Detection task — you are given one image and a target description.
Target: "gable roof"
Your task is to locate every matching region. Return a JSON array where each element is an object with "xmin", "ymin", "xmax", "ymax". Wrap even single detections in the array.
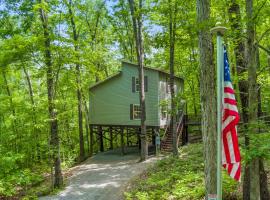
[{"xmin": 89, "ymin": 61, "xmax": 184, "ymax": 90}]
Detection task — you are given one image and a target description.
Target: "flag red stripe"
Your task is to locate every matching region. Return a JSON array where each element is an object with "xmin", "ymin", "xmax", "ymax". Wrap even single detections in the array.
[
  {"xmin": 234, "ymin": 164, "xmax": 241, "ymax": 181},
  {"xmin": 223, "ymin": 109, "xmax": 239, "ymax": 117},
  {"xmin": 231, "ymin": 128, "xmax": 241, "ymax": 161},
  {"xmin": 224, "ymin": 98, "xmax": 237, "ymax": 105},
  {"xmin": 222, "ymin": 132, "xmax": 231, "ymax": 163},
  {"xmin": 224, "ymin": 87, "xmax": 235, "ymax": 94},
  {"xmin": 227, "ymin": 163, "xmax": 233, "ymax": 174}
]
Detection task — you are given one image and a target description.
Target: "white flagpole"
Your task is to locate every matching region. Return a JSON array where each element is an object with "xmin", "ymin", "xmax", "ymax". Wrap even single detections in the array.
[{"xmin": 210, "ymin": 26, "xmax": 227, "ymax": 200}]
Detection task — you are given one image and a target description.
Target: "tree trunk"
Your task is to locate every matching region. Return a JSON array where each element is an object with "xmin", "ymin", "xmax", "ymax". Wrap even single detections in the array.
[
  {"xmin": 90, "ymin": 125, "xmax": 94, "ymax": 156},
  {"xmin": 246, "ymin": 0, "xmax": 260, "ymax": 199},
  {"xmin": 169, "ymin": 0, "xmax": 178, "ymax": 157},
  {"xmin": 67, "ymin": 0, "xmax": 85, "ymax": 161},
  {"xmin": 255, "ymin": 42, "xmax": 269, "ymax": 200},
  {"xmin": 85, "ymin": 113, "xmax": 90, "ymax": 155},
  {"xmin": 39, "ymin": 2, "xmax": 63, "ymax": 188},
  {"xmin": 22, "ymin": 66, "xmax": 41, "ymax": 161},
  {"xmin": 259, "ymin": 159, "xmax": 270, "ymax": 200},
  {"xmin": 2, "ymin": 70, "xmax": 19, "ymax": 152},
  {"xmin": 228, "ymin": 1, "xmax": 250, "ymax": 198},
  {"xmin": 82, "ymin": 94, "xmax": 92, "ymax": 155},
  {"xmin": 128, "ymin": 0, "xmax": 147, "ymax": 161},
  {"xmin": 196, "ymin": 0, "xmax": 217, "ymax": 198}
]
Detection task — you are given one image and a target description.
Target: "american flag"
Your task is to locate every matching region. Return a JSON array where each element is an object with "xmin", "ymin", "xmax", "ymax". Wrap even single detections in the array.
[{"xmin": 222, "ymin": 47, "xmax": 241, "ymax": 181}]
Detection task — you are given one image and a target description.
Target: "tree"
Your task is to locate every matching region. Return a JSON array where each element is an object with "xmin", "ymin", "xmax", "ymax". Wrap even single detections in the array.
[
  {"xmin": 38, "ymin": 0, "xmax": 63, "ymax": 188},
  {"xmin": 128, "ymin": 0, "xmax": 148, "ymax": 161},
  {"xmin": 168, "ymin": 0, "xmax": 178, "ymax": 156},
  {"xmin": 246, "ymin": 0, "xmax": 260, "ymax": 198},
  {"xmin": 196, "ymin": 0, "xmax": 217, "ymax": 197},
  {"xmin": 66, "ymin": 0, "xmax": 85, "ymax": 162},
  {"xmin": 227, "ymin": 1, "xmax": 250, "ymax": 198}
]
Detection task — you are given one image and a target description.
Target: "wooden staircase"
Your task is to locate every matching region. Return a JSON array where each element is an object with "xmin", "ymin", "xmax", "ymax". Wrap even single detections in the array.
[{"xmin": 161, "ymin": 110, "xmax": 185, "ymax": 152}]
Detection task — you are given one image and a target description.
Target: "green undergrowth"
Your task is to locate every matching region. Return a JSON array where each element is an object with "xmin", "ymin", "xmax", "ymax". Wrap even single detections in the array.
[
  {"xmin": 0, "ymin": 163, "xmax": 60, "ymax": 200},
  {"xmin": 0, "ymin": 153, "xmax": 74, "ymax": 199},
  {"xmin": 124, "ymin": 143, "xmax": 241, "ymax": 200}
]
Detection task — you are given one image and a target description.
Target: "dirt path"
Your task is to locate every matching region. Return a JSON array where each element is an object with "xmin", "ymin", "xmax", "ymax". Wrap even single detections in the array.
[{"xmin": 40, "ymin": 147, "xmax": 162, "ymax": 200}]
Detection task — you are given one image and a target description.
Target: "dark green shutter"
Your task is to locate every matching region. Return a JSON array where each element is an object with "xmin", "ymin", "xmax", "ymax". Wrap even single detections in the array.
[
  {"xmin": 144, "ymin": 76, "xmax": 148, "ymax": 92},
  {"xmin": 130, "ymin": 104, "xmax": 133, "ymax": 120},
  {"xmin": 132, "ymin": 77, "xmax": 135, "ymax": 92}
]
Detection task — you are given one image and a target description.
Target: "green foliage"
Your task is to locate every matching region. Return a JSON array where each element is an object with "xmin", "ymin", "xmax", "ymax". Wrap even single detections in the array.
[
  {"xmin": 125, "ymin": 144, "xmax": 241, "ymax": 200},
  {"xmin": 243, "ymin": 131, "xmax": 270, "ymax": 162},
  {"xmin": 0, "ymin": 153, "xmax": 43, "ymax": 197}
]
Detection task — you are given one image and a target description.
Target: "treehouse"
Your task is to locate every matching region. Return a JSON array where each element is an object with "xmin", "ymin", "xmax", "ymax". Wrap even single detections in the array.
[{"xmin": 89, "ymin": 61, "xmax": 187, "ymax": 154}]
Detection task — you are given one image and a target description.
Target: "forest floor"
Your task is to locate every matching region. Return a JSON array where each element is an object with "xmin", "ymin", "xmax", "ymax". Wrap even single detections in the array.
[
  {"xmin": 124, "ymin": 143, "xmax": 270, "ymax": 200},
  {"xmin": 39, "ymin": 147, "xmax": 163, "ymax": 200},
  {"xmin": 125, "ymin": 143, "xmax": 243, "ymax": 200}
]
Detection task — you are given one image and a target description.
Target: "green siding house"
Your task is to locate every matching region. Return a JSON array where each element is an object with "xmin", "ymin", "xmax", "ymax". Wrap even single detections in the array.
[{"xmin": 89, "ymin": 61, "xmax": 184, "ymax": 128}]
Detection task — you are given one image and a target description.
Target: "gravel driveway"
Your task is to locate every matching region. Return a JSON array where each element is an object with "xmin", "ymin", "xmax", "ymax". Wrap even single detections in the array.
[{"xmin": 40, "ymin": 147, "xmax": 162, "ymax": 200}]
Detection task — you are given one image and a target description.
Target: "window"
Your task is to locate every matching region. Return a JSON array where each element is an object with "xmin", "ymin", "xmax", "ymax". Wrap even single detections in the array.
[
  {"xmin": 135, "ymin": 78, "xmax": 140, "ymax": 92},
  {"xmin": 166, "ymin": 78, "xmax": 177, "ymax": 94},
  {"xmin": 132, "ymin": 76, "xmax": 148, "ymax": 92},
  {"xmin": 133, "ymin": 104, "xmax": 141, "ymax": 119},
  {"xmin": 130, "ymin": 104, "xmax": 141, "ymax": 120}
]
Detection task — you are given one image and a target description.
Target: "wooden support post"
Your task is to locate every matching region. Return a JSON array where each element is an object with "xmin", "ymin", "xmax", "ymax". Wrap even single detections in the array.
[
  {"xmin": 185, "ymin": 125, "xmax": 188, "ymax": 143},
  {"xmin": 181, "ymin": 126, "xmax": 185, "ymax": 146},
  {"xmin": 98, "ymin": 126, "xmax": 104, "ymax": 152},
  {"xmin": 152, "ymin": 128, "xmax": 155, "ymax": 145},
  {"xmin": 90, "ymin": 125, "xmax": 93, "ymax": 156},
  {"xmin": 138, "ymin": 128, "xmax": 141, "ymax": 149},
  {"xmin": 155, "ymin": 128, "xmax": 160, "ymax": 155},
  {"xmin": 126, "ymin": 128, "xmax": 129, "ymax": 147},
  {"xmin": 109, "ymin": 127, "xmax": 113, "ymax": 150},
  {"xmin": 121, "ymin": 127, "xmax": 125, "ymax": 155}
]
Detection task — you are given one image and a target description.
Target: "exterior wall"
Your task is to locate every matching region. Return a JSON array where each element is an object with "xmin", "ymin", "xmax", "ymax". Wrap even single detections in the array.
[
  {"xmin": 158, "ymin": 74, "xmax": 170, "ymax": 127},
  {"xmin": 89, "ymin": 62, "xmax": 159, "ymax": 126},
  {"xmin": 158, "ymin": 73, "xmax": 184, "ymax": 127}
]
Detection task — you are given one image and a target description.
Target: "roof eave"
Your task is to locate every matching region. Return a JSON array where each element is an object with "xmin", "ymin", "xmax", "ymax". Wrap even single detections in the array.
[
  {"xmin": 89, "ymin": 71, "xmax": 122, "ymax": 90},
  {"xmin": 121, "ymin": 60, "xmax": 184, "ymax": 81}
]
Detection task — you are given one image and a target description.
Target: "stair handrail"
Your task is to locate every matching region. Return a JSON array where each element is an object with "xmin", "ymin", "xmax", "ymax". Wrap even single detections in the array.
[
  {"xmin": 161, "ymin": 116, "xmax": 171, "ymax": 142},
  {"xmin": 161, "ymin": 100, "xmax": 186, "ymax": 142},
  {"xmin": 176, "ymin": 112, "xmax": 184, "ymax": 133}
]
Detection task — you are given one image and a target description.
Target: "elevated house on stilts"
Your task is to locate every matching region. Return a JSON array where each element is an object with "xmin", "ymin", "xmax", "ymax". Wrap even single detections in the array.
[{"xmin": 89, "ymin": 61, "xmax": 187, "ymax": 155}]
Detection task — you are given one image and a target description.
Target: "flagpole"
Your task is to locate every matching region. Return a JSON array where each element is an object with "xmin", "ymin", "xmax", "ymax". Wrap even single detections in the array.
[{"xmin": 210, "ymin": 26, "xmax": 227, "ymax": 200}]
